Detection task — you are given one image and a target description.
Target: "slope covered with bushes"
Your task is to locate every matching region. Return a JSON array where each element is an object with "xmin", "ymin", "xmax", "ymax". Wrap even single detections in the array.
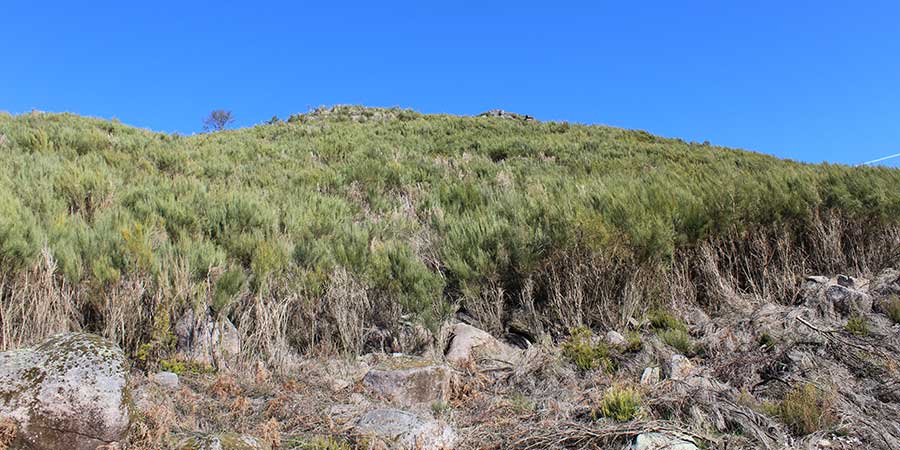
[{"xmin": 1, "ymin": 106, "xmax": 899, "ymax": 358}]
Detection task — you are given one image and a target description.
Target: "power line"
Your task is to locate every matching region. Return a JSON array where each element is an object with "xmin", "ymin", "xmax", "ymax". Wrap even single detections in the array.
[{"xmin": 860, "ymin": 152, "xmax": 900, "ymax": 166}]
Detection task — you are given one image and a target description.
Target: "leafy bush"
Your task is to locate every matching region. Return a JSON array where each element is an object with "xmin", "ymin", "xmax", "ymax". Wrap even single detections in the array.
[
  {"xmin": 597, "ymin": 385, "xmax": 642, "ymax": 422},
  {"xmin": 561, "ymin": 327, "xmax": 614, "ymax": 372},
  {"xmin": 625, "ymin": 330, "xmax": 643, "ymax": 353}
]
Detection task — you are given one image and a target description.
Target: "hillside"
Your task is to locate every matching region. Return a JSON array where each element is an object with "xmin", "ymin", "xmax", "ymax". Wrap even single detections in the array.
[
  {"xmin": 2, "ymin": 106, "xmax": 900, "ymax": 448},
  {"xmin": 2, "ymin": 106, "xmax": 900, "ymax": 350}
]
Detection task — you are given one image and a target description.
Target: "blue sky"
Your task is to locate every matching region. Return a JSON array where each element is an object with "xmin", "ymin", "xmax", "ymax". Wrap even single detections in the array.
[{"xmin": 2, "ymin": 1, "xmax": 899, "ymax": 166}]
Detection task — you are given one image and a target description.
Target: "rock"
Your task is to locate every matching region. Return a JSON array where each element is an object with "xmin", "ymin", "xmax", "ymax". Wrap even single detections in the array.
[
  {"xmin": 806, "ymin": 275, "xmax": 831, "ymax": 284},
  {"xmin": 151, "ymin": 371, "xmax": 180, "ymax": 389},
  {"xmin": 632, "ymin": 432, "xmax": 698, "ymax": 450},
  {"xmin": 445, "ymin": 323, "xmax": 518, "ymax": 368},
  {"xmin": 837, "ymin": 274, "xmax": 855, "ymax": 288},
  {"xmin": 668, "ymin": 354, "xmax": 694, "ymax": 381},
  {"xmin": 605, "ymin": 331, "xmax": 628, "ymax": 347},
  {"xmin": 640, "ymin": 367, "xmax": 660, "ymax": 385},
  {"xmin": 871, "ymin": 268, "xmax": 900, "ymax": 297},
  {"xmin": 354, "ymin": 408, "xmax": 457, "ymax": 450},
  {"xmin": 0, "ymin": 333, "xmax": 130, "ymax": 450},
  {"xmin": 826, "ymin": 285, "xmax": 872, "ymax": 317},
  {"xmin": 173, "ymin": 432, "xmax": 270, "ymax": 450},
  {"xmin": 175, "ymin": 308, "xmax": 241, "ymax": 369},
  {"xmin": 363, "ymin": 356, "xmax": 450, "ymax": 406},
  {"xmin": 477, "ymin": 109, "xmax": 535, "ymax": 122}
]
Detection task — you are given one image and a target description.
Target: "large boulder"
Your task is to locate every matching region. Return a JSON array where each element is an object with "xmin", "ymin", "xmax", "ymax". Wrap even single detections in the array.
[
  {"xmin": 353, "ymin": 408, "xmax": 456, "ymax": 449},
  {"xmin": 363, "ymin": 356, "xmax": 450, "ymax": 406},
  {"xmin": 174, "ymin": 308, "xmax": 241, "ymax": 369},
  {"xmin": 801, "ymin": 276, "xmax": 871, "ymax": 319},
  {"xmin": 0, "ymin": 333, "xmax": 130, "ymax": 450},
  {"xmin": 444, "ymin": 323, "xmax": 518, "ymax": 368}
]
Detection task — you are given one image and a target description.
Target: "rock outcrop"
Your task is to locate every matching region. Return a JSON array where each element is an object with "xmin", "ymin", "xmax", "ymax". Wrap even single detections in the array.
[
  {"xmin": 174, "ymin": 308, "xmax": 241, "ymax": 369},
  {"xmin": 0, "ymin": 333, "xmax": 130, "ymax": 450},
  {"xmin": 354, "ymin": 408, "xmax": 456, "ymax": 450},
  {"xmin": 363, "ymin": 356, "xmax": 450, "ymax": 406},
  {"xmin": 445, "ymin": 323, "xmax": 518, "ymax": 368}
]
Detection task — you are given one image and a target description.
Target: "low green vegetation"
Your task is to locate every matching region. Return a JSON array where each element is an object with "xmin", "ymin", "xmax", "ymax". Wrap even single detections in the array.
[
  {"xmin": 659, "ymin": 328, "xmax": 694, "ymax": 355},
  {"xmin": 597, "ymin": 385, "xmax": 642, "ymax": 422},
  {"xmin": 287, "ymin": 436, "xmax": 354, "ymax": 450},
  {"xmin": 765, "ymin": 383, "xmax": 837, "ymax": 435},
  {"xmin": 648, "ymin": 309, "xmax": 687, "ymax": 332},
  {"xmin": 561, "ymin": 326, "xmax": 614, "ymax": 372},
  {"xmin": 845, "ymin": 315, "xmax": 870, "ymax": 336}
]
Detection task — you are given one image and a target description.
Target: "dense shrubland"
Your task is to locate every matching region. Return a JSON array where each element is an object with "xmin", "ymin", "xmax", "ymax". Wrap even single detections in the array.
[{"xmin": 2, "ymin": 106, "xmax": 900, "ymax": 364}]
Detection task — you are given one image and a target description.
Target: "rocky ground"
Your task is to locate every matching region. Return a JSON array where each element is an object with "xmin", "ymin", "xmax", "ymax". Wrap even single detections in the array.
[{"xmin": 3, "ymin": 269, "xmax": 900, "ymax": 449}]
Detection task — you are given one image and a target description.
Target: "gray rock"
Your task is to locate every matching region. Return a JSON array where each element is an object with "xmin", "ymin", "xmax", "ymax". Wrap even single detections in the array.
[
  {"xmin": 354, "ymin": 408, "xmax": 457, "ymax": 450},
  {"xmin": 445, "ymin": 323, "xmax": 518, "ymax": 368},
  {"xmin": 605, "ymin": 330, "xmax": 628, "ymax": 347},
  {"xmin": 363, "ymin": 356, "xmax": 450, "ymax": 406},
  {"xmin": 640, "ymin": 367, "xmax": 660, "ymax": 385},
  {"xmin": 0, "ymin": 333, "xmax": 130, "ymax": 450},
  {"xmin": 668, "ymin": 354, "xmax": 694, "ymax": 381},
  {"xmin": 826, "ymin": 285, "xmax": 872, "ymax": 317},
  {"xmin": 633, "ymin": 432, "xmax": 698, "ymax": 450},
  {"xmin": 175, "ymin": 308, "xmax": 241, "ymax": 369},
  {"xmin": 151, "ymin": 371, "xmax": 180, "ymax": 389},
  {"xmin": 173, "ymin": 432, "xmax": 270, "ymax": 450},
  {"xmin": 837, "ymin": 274, "xmax": 855, "ymax": 288},
  {"xmin": 806, "ymin": 275, "xmax": 830, "ymax": 284}
]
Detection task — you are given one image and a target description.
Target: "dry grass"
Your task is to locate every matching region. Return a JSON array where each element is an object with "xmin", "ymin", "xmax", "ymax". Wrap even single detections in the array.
[{"xmin": 0, "ymin": 417, "xmax": 16, "ymax": 450}]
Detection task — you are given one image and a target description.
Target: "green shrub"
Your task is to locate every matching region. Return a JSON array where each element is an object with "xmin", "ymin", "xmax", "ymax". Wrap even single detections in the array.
[
  {"xmin": 561, "ymin": 327, "xmax": 614, "ymax": 372},
  {"xmin": 289, "ymin": 436, "xmax": 353, "ymax": 450},
  {"xmin": 766, "ymin": 383, "xmax": 836, "ymax": 435},
  {"xmin": 625, "ymin": 330, "xmax": 643, "ymax": 353},
  {"xmin": 597, "ymin": 385, "xmax": 642, "ymax": 422},
  {"xmin": 659, "ymin": 328, "xmax": 694, "ymax": 355},
  {"xmin": 648, "ymin": 309, "xmax": 687, "ymax": 332},
  {"xmin": 845, "ymin": 315, "xmax": 870, "ymax": 336}
]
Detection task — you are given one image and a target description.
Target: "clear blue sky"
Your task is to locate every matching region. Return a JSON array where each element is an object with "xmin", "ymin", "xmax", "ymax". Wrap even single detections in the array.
[{"xmin": 2, "ymin": 1, "xmax": 899, "ymax": 166}]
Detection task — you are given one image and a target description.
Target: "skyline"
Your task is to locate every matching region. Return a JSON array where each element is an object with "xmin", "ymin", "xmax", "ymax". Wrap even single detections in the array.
[{"xmin": 2, "ymin": 1, "xmax": 899, "ymax": 166}]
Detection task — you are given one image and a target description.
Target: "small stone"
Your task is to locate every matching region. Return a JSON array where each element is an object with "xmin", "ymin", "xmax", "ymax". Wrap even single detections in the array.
[
  {"xmin": 640, "ymin": 367, "xmax": 660, "ymax": 385},
  {"xmin": 633, "ymin": 432, "xmax": 698, "ymax": 450},
  {"xmin": 173, "ymin": 432, "xmax": 270, "ymax": 450},
  {"xmin": 806, "ymin": 275, "xmax": 830, "ymax": 284},
  {"xmin": 605, "ymin": 330, "xmax": 627, "ymax": 347},
  {"xmin": 668, "ymin": 354, "xmax": 694, "ymax": 381},
  {"xmin": 354, "ymin": 408, "xmax": 457, "ymax": 450},
  {"xmin": 836, "ymin": 275, "xmax": 854, "ymax": 288},
  {"xmin": 151, "ymin": 371, "xmax": 180, "ymax": 389}
]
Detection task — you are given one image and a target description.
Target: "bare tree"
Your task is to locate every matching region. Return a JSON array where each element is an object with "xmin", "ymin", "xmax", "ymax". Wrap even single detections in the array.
[{"xmin": 203, "ymin": 110, "xmax": 235, "ymax": 132}]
